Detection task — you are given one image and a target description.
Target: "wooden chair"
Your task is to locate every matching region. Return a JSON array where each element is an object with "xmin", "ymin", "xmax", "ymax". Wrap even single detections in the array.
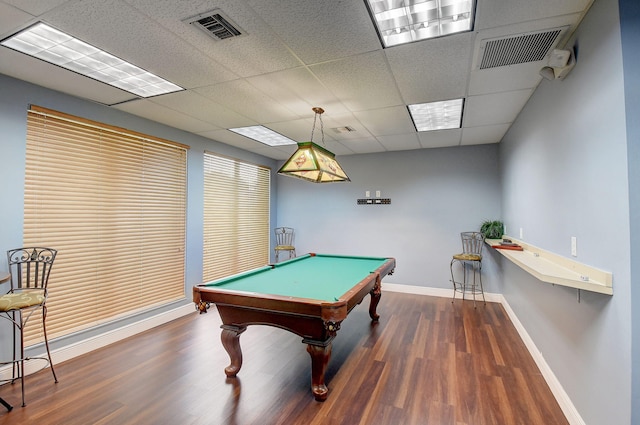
[
  {"xmin": 450, "ymin": 232, "xmax": 485, "ymax": 307},
  {"xmin": 0, "ymin": 247, "xmax": 58, "ymax": 406},
  {"xmin": 274, "ymin": 227, "xmax": 296, "ymax": 262}
]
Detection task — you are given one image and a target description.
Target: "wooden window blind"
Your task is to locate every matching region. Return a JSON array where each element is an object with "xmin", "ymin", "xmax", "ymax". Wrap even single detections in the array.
[
  {"xmin": 23, "ymin": 105, "xmax": 188, "ymax": 346},
  {"xmin": 203, "ymin": 152, "xmax": 270, "ymax": 282}
]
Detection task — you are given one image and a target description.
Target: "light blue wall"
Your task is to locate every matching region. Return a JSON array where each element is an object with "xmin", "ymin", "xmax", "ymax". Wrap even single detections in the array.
[
  {"xmin": 619, "ymin": 0, "xmax": 640, "ymax": 421},
  {"xmin": 499, "ymin": 0, "xmax": 632, "ymax": 423},
  {"xmin": 0, "ymin": 74, "xmax": 278, "ymax": 356},
  {"xmin": 276, "ymin": 145, "xmax": 502, "ymax": 290}
]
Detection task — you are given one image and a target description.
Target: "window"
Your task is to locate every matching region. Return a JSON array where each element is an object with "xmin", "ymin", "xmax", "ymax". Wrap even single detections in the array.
[
  {"xmin": 203, "ymin": 152, "xmax": 270, "ymax": 281},
  {"xmin": 24, "ymin": 105, "xmax": 188, "ymax": 345}
]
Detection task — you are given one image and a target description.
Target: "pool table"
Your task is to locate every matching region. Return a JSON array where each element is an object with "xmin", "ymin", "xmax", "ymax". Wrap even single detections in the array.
[{"xmin": 193, "ymin": 253, "xmax": 396, "ymax": 401}]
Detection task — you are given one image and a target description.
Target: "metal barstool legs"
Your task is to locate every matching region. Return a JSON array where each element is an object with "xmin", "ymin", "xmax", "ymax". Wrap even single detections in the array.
[
  {"xmin": 0, "ymin": 397, "xmax": 12, "ymax": 411},
  {"xmin": 450, "ymin": 258, "xmax": 485, "ymax": 307},
  {"xmin": 5, "ymin": 306, "xmax": 58, "ymax": 407}
]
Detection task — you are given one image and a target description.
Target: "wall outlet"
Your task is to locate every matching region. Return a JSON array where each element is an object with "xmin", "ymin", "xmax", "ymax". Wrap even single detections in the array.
[
  {"xmin": 571, "ymin": 236, "xmax": 577, "ymax": 257},
  {"xmin": 519, "ymin": 227, "xmax": 523, "ymax": 239}
]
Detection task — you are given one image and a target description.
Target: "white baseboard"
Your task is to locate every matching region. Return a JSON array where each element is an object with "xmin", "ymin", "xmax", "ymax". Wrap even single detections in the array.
[
  {"xmin": 384, "ymin": 283, "xmax": 584, "ymax": 425},
  {"xmin": 1, "ymin": 303, "xmax": 195, "ymax": 381},
  {"xmin": 384, "ymin": 282, "xmax": 502, "ymax": 303},
  {"xmin": 497, "ymin": 294, "xmax": 585, "ymax": 425}
]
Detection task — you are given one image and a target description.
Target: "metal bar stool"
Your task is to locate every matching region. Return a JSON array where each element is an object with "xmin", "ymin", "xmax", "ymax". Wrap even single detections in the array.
[
  {"xmin": 0, "ymin": 273, "xmax": 12, "ymax": 411},
  {"xmin": 0, "ymin": 247, "xmax": 59, "ymax": 407},
  {"xmin": 450, "ymin": 232, "xmax": 486, "ymax": 307},
  {"xmin": 274, "ymin": 227, "xmax": 296, "ymax": 262}
]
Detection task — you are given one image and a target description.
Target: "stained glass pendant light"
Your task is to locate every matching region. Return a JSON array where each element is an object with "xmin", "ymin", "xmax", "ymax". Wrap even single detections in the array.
[{"xmin": 277, "ymin": 107, "xmax": 350, "ymax": 183}]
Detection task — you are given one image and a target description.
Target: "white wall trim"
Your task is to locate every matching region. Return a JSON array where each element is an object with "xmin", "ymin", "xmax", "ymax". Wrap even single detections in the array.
[
  {"xmin": 496, "ymin": 294, "xmax": 585, "ymax": 425},
  {"xmin": 384, "ymin": 283, "xmax": 584, "ymax": 425},
  {"xmin": 384, "ymin": 282, "xmax": 503, "ymax": 303}
]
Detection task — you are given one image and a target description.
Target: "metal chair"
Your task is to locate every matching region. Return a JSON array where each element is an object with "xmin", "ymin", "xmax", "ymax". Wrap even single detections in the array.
[
  {"xmin": 0, "ymin": 247, "xmax": 58, "ymax": 406},
  {"xmin": 274, "ymin": 227, "xmax": 296, "ymax": 262},
  {"xmin": 450, "ymin": 232, "xmax": 485, "ymax": 307}
]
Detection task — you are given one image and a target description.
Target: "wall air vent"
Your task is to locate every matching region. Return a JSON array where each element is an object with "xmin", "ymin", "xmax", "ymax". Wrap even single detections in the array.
[
  {"xmin": 478, "ymin": 27, "xmax": 568, "ymax": 69},
  {"xmin": 184, "ymin": 10, "xmax": 244, "ymax": 41}
]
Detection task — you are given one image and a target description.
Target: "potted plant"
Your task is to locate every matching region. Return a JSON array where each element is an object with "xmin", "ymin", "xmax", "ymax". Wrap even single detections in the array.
[{"xmin": 480, "ymin": 220, "xmax": 504, "ymax": 239}]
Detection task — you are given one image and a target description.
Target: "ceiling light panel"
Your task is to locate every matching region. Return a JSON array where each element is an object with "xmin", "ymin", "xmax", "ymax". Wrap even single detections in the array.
[
  {"xmin": 366, "ymin": 0, "xmax": 475, "ymax": 47},
  {"xmin": 1, "ymin": 22, "xmax": 183, "ymax": 98},
  {"xmin": 409, "ymin": 99, "xmax": 464, "ymax": 131},
  {"xmin": 230, "ymin": 126, "xmax": 297, "ymax": 146}
]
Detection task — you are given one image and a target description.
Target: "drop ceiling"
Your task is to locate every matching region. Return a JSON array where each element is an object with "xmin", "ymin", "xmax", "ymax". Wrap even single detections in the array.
[{"xmin": 0, "ymin": 0, "xmax": 594, "ymax": 160}]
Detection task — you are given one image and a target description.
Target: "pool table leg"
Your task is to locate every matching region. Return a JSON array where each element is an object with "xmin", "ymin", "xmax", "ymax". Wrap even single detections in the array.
[
  {"xmin": 304, "ymin": 339, "xmax": 332, "ymax": 401},
  {"xmin": 221, "ymin": 325, "xmax": 247, "ymax": 377},
  {"xmin": 368, "ymin": 277, "xmax": 382, "ymax": 321}
]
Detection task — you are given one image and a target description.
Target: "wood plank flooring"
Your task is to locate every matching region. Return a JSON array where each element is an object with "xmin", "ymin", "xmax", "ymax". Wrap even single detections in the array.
[{"xmin": 0, "ymin": 292, "xmax": 568, "ymax": 425}]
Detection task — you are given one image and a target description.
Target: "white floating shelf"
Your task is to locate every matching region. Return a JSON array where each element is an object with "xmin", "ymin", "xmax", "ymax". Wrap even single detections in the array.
[{"xmin": 486, "ymin": 237, "xmax": 613, "ymax": 295}]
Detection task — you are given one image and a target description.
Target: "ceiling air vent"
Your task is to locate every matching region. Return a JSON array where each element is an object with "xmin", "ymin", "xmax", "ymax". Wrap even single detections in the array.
[
  {"xmin": 184, "ymin": 10, "xmax": 243, "ymax": 41},
  {"xmin": 478, "ymin": 27, "xmax": 567, "ymax": 69},
  {"xmin": 332, "ymin": 126, "xmax": 356, "ymax": 134}
]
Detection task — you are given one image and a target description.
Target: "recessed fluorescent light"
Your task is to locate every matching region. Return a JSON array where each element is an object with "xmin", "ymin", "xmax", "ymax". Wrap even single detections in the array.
[
  {"xmin": 365, "ymin": 0, "xmax": 475, "ymax": 47},
  {"xmin": 409, "ymin": 99, "xmax": 464, "ymax": 131},
  {"xmin": 229, "ymin": 126, "xmax": 297, "ymax": 146},
  {"xmin": 0, "ymin": 22, "xmax": 183, "ymax": 98}
]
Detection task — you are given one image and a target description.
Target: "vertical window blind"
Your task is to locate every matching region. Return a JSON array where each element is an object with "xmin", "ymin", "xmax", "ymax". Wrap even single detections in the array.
[
  {"xmin": 203, "ymin": 152, "xmax": 270, "ymax": 282},
  {"xmin": 24, "ymin": 105, "xmax": 188, "ymax": 346}
]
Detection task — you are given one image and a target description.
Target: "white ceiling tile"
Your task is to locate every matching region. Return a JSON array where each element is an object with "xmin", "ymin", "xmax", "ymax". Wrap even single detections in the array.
[
  {"xmin": 463, "ymin": 89, "xmax": 534, "ymax": 127},
  {"xmin": 194, "ymin": 79, "xmax": 298, "ymax": 123},
  {"xmin": 268, "ymin": 117, "xmax": 320, "ymax": 143},
  {"xmin": 353, "ymin": 106, "xmax": 415, "ymax": 136},
  {"xmin": 475, "ymin": 0, "xmax": 592, "ymax": 30},
  {"xmin": 0, "ymin": 3, "xmax": 34, "ymax": 38},
  {"xmin": 336, "ymin": 138, "xmax": 386, "ymax": 154},
  {"xmin": 310, "ymin": 51, "xmax": 403, "ymax": 111},
  {"xmin": 3, "ymin": 0, "xmax": 70, "ymax": 16},
  {"xmin": 113, "ymin": 99, "xmax": 221, "ymax": 133},
  {"xmin": 322, "ymin": 141, "xmax": 355, "ymax": 156},
  {"xmin": 461, "ymin": 124, "xmax": 511, "ymax": 146},
  {"xmin": 417, "ymin": 129, "xmax": 462, "ymax": 148},
  {"xmin": 377, "ymin": 133, "xmax": 421, "ymax": 151},
  {"xmin": 245, "ymin": 0, "xmax": 381, "ymax": 64},
  {"xmin": 386, "ymin": 33, "xmax": 474, "ymax": 104},
  {"xmin": 146, "ymin": 91, "xmax": 248, "ymax": 128},
  {"xmin": 247, "ymin": 67, "xmax": 348, "ymax": 116}
]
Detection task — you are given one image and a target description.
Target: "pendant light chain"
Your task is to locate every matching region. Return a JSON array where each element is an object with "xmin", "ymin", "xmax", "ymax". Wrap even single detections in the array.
[{"xmin": 310, "ymin": 107, "xmax": 325, "ymax": 145}]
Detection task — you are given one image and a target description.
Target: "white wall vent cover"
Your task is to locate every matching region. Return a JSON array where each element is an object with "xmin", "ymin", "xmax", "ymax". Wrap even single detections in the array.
[
  {"xmin": 478, "ymin": 27, "xmax": 568, "ymax": 69},
  {"xmin": 184, "ymin": 10, "xmax": 244, "ymax": 40}
]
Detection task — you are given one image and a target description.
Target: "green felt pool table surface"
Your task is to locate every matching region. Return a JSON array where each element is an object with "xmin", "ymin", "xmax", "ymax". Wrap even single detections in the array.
[{"xmin": 199, "ymin": 253, "xmax": 391, "ymax": 302}]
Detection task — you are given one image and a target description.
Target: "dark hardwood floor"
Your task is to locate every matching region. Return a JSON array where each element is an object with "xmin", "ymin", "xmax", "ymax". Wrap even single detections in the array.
[{"xmin": 0, "ymin": 292, "xmax": 568, "ymax": 425}]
